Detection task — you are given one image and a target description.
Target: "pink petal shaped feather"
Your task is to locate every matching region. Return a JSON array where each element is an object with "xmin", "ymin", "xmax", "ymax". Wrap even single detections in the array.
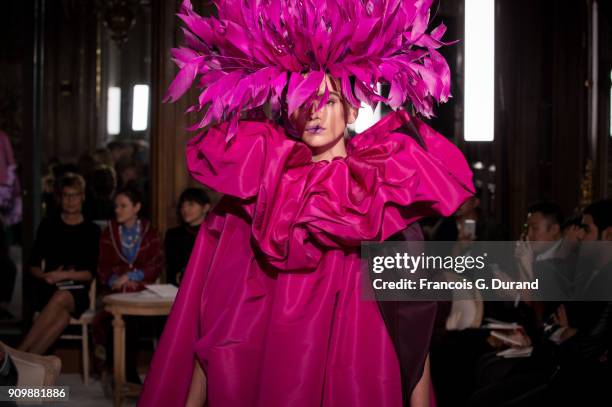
[{"xmin": 166, "ymin": 0, "xmax": 455, "ymax": 139}]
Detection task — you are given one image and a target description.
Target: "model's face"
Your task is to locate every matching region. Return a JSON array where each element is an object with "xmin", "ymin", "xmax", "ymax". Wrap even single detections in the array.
[
  {"xmin": 526, "ymin": 212, "xmax": 560, "ymax": 253},
  {"xmin": 289, "ymin": 75, "xmax": 357, "ymax": 153},
  {"xmin": 61, "ymin": 186, "xmax": 84, "ymax": 215},
  {"xmin": 114, "ymin": 194, "xmax": 141, "ymax": 225},
  {"xmin": 180, "ymin": 200, "xmax": 209, "ymax": 226}
]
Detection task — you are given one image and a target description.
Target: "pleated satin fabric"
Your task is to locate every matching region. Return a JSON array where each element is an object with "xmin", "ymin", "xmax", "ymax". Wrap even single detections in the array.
[{"xmin": 138, "ymin": 110, "xmax": 474, "ymax": 406}]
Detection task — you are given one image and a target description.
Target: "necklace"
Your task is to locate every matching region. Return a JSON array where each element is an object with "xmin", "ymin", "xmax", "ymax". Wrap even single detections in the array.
[{"xmin": 120, "ymin": 219, "xmax": 142, "ymax": 250}]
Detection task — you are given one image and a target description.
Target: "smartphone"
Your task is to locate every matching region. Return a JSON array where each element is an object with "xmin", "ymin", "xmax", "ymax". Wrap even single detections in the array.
[{"xmin": 463, "ymin": 219, "xmax": 476, "ymax": 239}]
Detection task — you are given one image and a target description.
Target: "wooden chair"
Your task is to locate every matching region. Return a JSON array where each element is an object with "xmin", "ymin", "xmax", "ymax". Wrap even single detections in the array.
[
  {"xmin": 58, "ymin": 282, "xmax": 96, "ymax": 385},
  {"xmin": 444, "ymin": 272, "xmax": 484, "ymax": 331}
]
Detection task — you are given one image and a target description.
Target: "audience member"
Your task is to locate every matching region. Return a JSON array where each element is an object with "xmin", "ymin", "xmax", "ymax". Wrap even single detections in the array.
[
  {"xmin": 92, "ymin": 183, "xmax": 163, "ymax": 384},
  {"xmin": 83, "ymin": 165, "xmax": 117, "ymax": 222},
  {"xmin": 467, "ymin": 199, "xmax": 612, "ymax": 406},
  {"xmin": 0, "ymin": 220, "xmax": 16, "ymax": 319},
  {"xmin": 19, "ymin": 173, "xmax": 100, "ymax": 354},
  {"xmin": 165, "ymin": 188, "xmax": 210, "ymax": 286}
]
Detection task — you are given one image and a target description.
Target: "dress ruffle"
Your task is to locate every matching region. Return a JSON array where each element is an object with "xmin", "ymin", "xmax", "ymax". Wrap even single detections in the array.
[{"xmin": 187, "ymin": 110, "xmax": 473, "ymax": 271}]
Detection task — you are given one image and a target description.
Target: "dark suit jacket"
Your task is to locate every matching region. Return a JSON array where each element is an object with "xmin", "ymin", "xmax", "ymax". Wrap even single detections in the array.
[{"xmin": 0, "ymin": 354, "xmax": 18, "ymax": 386}]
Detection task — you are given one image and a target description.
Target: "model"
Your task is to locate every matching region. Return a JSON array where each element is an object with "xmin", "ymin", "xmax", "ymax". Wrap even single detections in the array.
[{"xmin": 139, "ymin": 0, "xmax": 474, "ymax": 406}]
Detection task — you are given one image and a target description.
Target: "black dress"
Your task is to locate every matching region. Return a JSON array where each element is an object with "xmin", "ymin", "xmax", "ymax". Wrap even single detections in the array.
[
  {"xmin": 30, "ymin": 216, "xmax": 100, "ymax": 318},
  {"xmin": 164, "ymin": 224, "xmax": 199, "ymax": 286}
]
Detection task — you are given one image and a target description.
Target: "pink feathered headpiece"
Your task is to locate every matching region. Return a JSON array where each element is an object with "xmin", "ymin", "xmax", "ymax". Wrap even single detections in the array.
[{"xmin": 166, "ymin": 0, "xmax": 453, "ymax": 136}]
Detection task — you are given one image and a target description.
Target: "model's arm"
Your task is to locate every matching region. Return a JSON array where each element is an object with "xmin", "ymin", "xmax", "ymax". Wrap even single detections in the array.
[
  {"xmin": 186, "ymin": 358, "xmax": 207, "ymax": 407},
  {"xmin": 410, "ymin": 353, "xmax": 431, "ymax": 407},
  {"xmin": 186, "ymin": 121, "xmax": 286, "ymax": 200}
]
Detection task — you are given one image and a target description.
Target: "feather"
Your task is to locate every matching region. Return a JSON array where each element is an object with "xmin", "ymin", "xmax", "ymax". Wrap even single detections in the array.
[{"xmin": 166, "ymin": 0, "xmax": 454, "ymax": 138}]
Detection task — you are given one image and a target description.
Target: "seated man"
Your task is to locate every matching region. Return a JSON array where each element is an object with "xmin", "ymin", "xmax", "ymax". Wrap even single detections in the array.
[{"xmin": 468, "ymin": 199, "xmax": 612, "ymax": 407}]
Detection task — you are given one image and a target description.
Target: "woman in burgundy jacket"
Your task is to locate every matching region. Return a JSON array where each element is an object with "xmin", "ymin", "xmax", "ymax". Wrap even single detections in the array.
[{"xmin": 93, "ymin": 183, "xmax": 163, "ymax": 384}]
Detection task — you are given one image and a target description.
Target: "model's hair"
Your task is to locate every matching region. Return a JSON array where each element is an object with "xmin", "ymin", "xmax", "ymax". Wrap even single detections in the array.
[
  {"xmin": 56, "ymin": 172, "xmax": 86, "ymax": 196},
  {"xmin": 115, "ymin": 181, "xmax": 143, "ymax": 206},
  {"xmin": 583, "ymin": 199, "xmax": 612, "ymax": 236},
  {"xmin": 527, "ymin": 201, "xmax": 564, "ymax": 227},
  {"xmin": 279, "ymin": 75, "xmax": 356, "ymax": 136}
]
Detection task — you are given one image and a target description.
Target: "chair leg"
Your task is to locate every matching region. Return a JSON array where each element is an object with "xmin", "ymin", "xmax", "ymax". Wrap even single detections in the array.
[{"xmin": 82, "ymin": 324, "xmax": 90, "ymax": 385}]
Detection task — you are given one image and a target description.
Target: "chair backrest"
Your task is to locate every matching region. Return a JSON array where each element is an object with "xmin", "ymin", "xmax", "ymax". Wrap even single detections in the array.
[
  {"xmin": 87, "ymin": 281, "xmax": 96, "ymax": 312},
  {"xmin": 445, "ymin": 273, "xmax": 484, "ymax": 331}
]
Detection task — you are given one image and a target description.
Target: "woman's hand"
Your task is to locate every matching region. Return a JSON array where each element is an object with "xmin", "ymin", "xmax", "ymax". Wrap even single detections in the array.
[
  {"xmin": 43, "ymin": 268, "xmax": 67, "ymax": 285},
  {"xmin": 123, "ymin": 280, "xmax": 140, "ymax": 291},
  {"xmin": 111, "ymin": 274, "xmax": 130, "ymax": 291}
]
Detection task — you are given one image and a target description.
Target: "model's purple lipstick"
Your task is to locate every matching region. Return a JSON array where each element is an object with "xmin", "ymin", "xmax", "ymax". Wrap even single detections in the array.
[{"xmin": 305, "ymin": 125, "xmax": 325, "ymax": 134}]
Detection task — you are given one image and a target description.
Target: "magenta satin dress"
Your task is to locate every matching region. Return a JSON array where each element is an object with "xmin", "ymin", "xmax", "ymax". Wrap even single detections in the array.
[{"xmin": 138, "ymin": 110, "xmax": 473, "ymax": 407}]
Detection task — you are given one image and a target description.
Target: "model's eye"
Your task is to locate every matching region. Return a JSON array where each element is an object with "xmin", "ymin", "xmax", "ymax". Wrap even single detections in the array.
[{"xmin": 327, "ymin": 99, "xmax": 336, "ymax": 105}]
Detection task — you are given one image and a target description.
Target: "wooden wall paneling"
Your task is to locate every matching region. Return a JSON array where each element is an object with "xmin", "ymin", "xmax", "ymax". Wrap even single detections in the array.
[
  {"xmin": 41, "ymin": 1, "xmax": 98, "ymax": 164},
  {"xmin": 42, "ymin": 1, "xmax": 57, "ymax": 163},
  {"xmin": 21, "ymin": 0, "xmax": 45, "ymax": 326},
  {"xmin": 550, "ymin": 0, "xmax": 588, "ymax": 214},
  {"xmin": 496, "ymin": 0, "xmax": 543, "ymax": 238},
  {"xmin": 597, "ymin": 1, "xmax": 612, "ymax": 198},
  {"xmin": 151, "ymin": 0, "xmax": 217, "ymax": 262},
  {"xmin": 494, "ymin": 0, "xmax": 589, "ymax": 238}
]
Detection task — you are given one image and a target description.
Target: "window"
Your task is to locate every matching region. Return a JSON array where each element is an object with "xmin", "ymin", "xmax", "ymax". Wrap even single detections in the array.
[
  {"xmin": 107, "ymin": 86, "xmax": 121, "ymax": 135},
  {"xmin": 464, "ymin": 0, "xmax": 495, "ymax": 142},
  {"xmin": 132, "ymin": 84, "xmax": 150, "ymax": 131}
]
